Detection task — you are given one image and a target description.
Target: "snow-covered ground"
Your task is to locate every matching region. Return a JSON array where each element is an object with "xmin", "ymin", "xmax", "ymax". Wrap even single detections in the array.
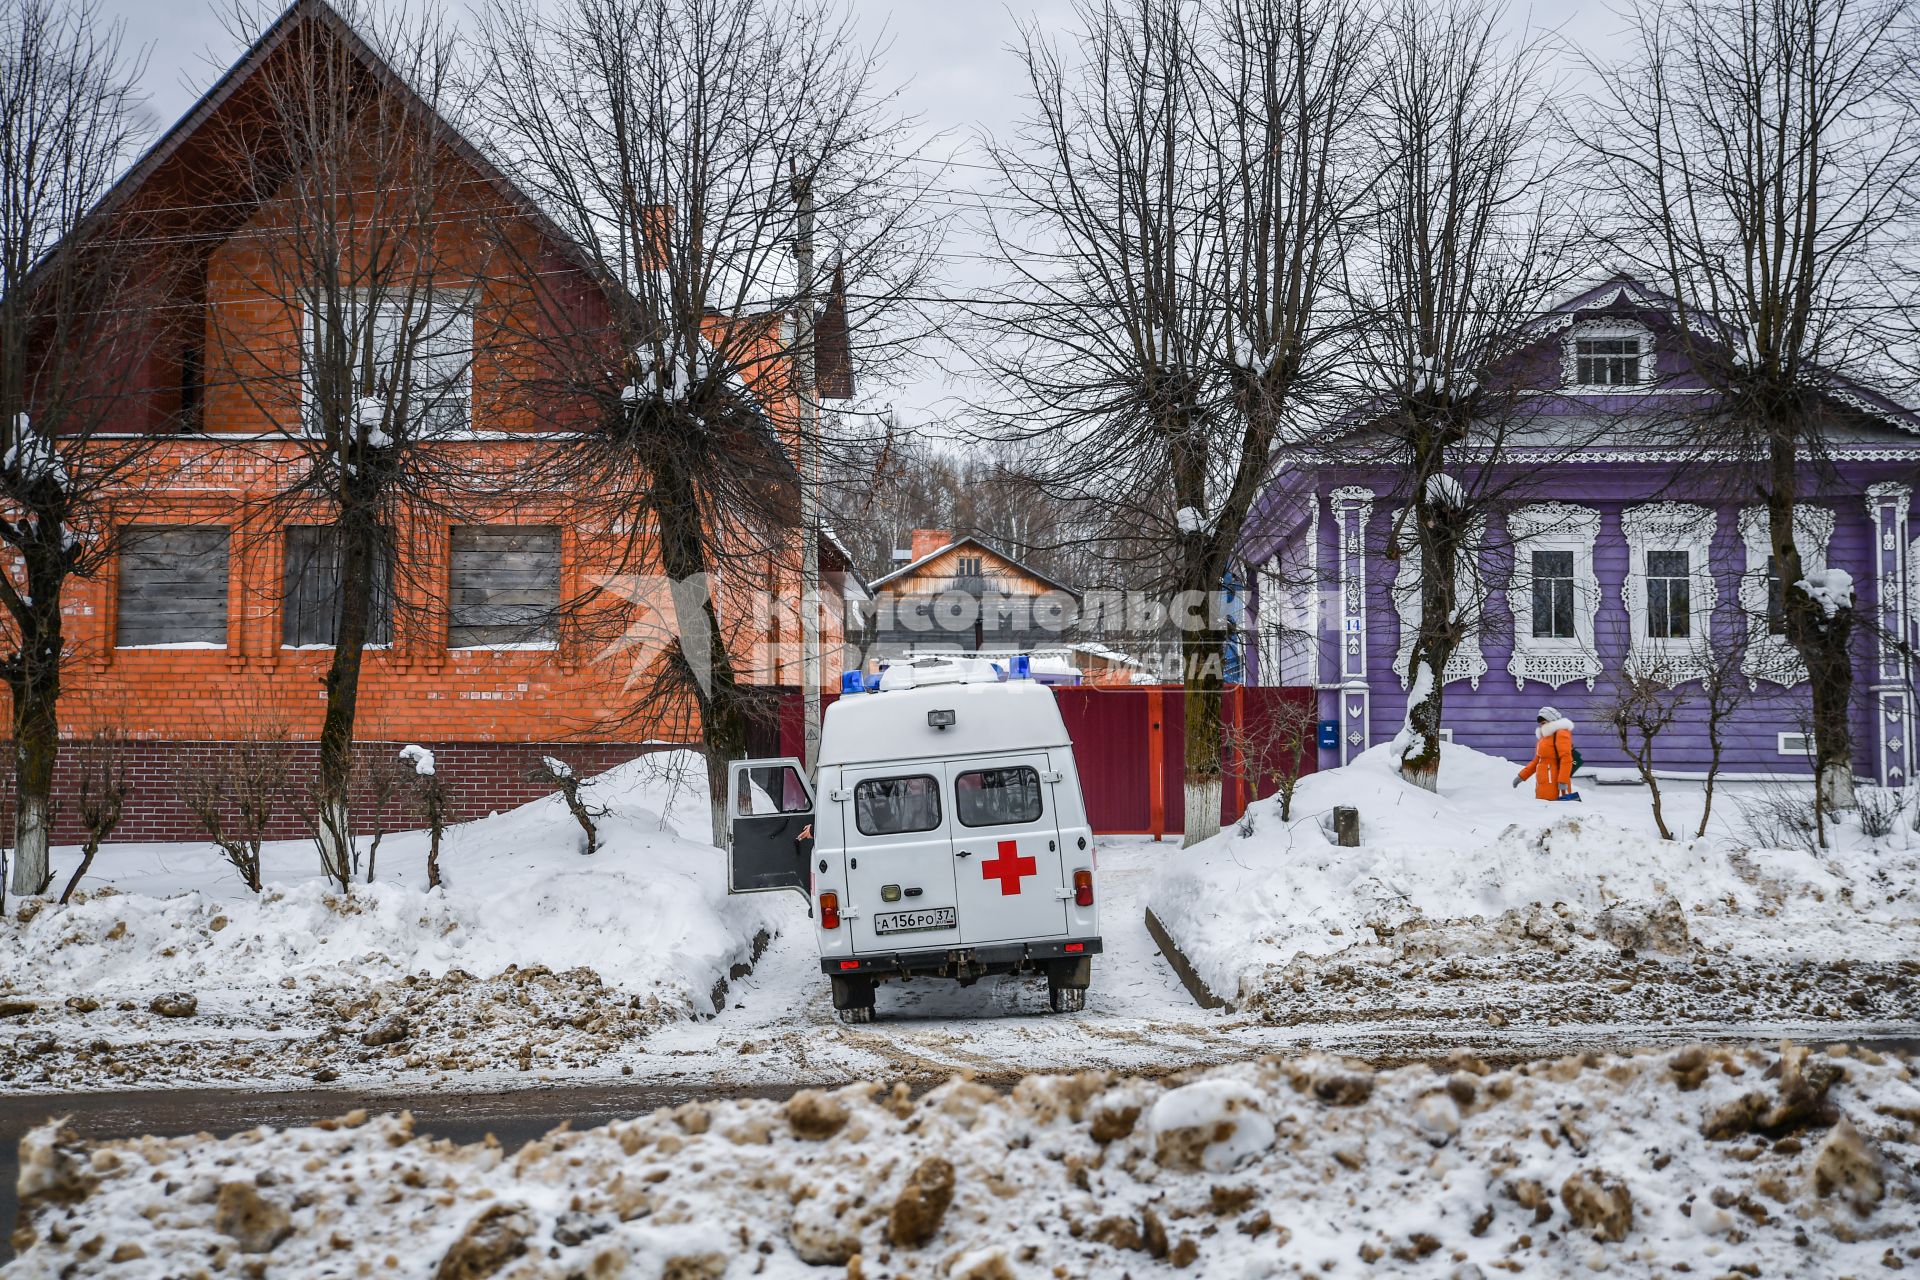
[
  {"xmin": 14, "ymin": 1040, "xmax": 1918, "ymax": 1277},
  {"xmin": 1150, "ymin": 741, "xmax": 1920, "ymax": 1029},
  {"xmin": 4, "ymin": 738, "xmax": 1915, "ymax": 1098},
  {"xmin": 0, "ymin": 752, "xmax": 782, "ymax": 1089}
]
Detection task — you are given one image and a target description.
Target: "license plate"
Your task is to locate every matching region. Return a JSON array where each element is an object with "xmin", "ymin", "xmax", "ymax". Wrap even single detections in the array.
[{"xmin": 873, "ymin": 907, "xmax": 956, "ymax": 935}]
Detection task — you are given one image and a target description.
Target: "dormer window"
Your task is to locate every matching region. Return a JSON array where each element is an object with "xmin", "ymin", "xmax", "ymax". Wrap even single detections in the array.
[{"xmin": 1564, "ymin": 321, "xmax": 1650, "ymax": 388}]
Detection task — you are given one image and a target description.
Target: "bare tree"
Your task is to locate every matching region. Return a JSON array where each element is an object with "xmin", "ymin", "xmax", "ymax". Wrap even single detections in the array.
[
  {"xmin": 470, "ymin": 0, "xmax": 933, "ymax": 842},
  {"xmin": 182, "ymin": 725, "xmax": 293, "ymax": 893},
  {"xmin": 1222, "ymin": 693, "xmax": 1319, "ymax": 822},
  {"xmin": 201, "ymin": 1, "xmax": 480, "ymax": 891},
  {"xmin": 1602, "ymin": 666, "xmax": 1687, "ymax": 840},
  {"xmin": 1345, "ymin": 0, "xmax": 1580, "ymax": 792},
  {"xmin": 979, "ymin": 0, "xmax": 1368, "ymax": 842},
  {"xmin": 398, "ymin": 743, "xmax": 450, "ymax": 888},
  {"xmin": 0, "ymin": 0, "xmax": 167, "ymax": 894},
  {"xmin": 57, "ymin": 726, "xmax": 127, "ymax": 903},
  {"xmin": 530, "ymin": 754, "xmax": 603, "ymax": 856},
  {"xmin": 353, "ymin": 749, "xmax": 404, "ymax": 883},
  {"xmin": 1586, "ymin": 0, "xmax": 1920, "ymax": 809},
  {"xmin": 1692, "ymin": 635, "xmax": 1755, "ymax": 837}
]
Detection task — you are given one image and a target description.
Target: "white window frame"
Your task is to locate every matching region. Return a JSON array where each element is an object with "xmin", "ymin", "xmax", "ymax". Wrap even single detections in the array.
[
  {"xmin": 1391, "ymin": 510, "xmax": 1488, "ymax": 690},
  {"xmin": 1563, "ymin": 319, "xmax": 1652, "ymax": 389},
  {"xmin": 1777, "ymin": 731, "xmax": 1811, "ymax": 757},
  {"xmin": 1506, "ymin": 503, "xmax": 1602, "ymax": 690},
  {"xmin": 301, "ymin": 287, "xmax": 476, "ymax": 437},
  {"xmin": 1621, "ymin": 502, "xmax": 1717, "ymax": 684},
  {"xmin": 1737, "ymin": 505, "xmax": 1832, "ymax": 688},
  {"xmin": 1255, "ymin": 504, "xmax": 1320, "ymax": 688}
]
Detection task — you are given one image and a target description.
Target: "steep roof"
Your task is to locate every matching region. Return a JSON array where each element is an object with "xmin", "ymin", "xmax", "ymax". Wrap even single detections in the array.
[{"xmin": 869, "ymin": 535, "xmax": 1080, "ymax": 599}]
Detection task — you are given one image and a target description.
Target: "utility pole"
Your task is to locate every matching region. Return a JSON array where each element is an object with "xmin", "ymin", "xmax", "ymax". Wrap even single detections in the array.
[{"xmin": 791, "ymin": 167, "xmax": 822, "ymax": 770}]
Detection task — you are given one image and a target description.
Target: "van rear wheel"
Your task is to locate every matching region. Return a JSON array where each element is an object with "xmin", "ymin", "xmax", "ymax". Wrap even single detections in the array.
[
  {"xmin": 830, "ymin": 975, "xmax": 875, "ymax": 1024},
  {"xmin": 1047, "ymin": 957, "xmax": 1090, "ymax": 1014}
]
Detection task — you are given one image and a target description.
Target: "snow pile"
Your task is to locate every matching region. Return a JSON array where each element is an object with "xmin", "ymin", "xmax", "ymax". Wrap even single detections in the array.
[
  {"xmin": 1798, "ymin": 568, "xmax": 1854, "ymax": 618},
  {"xmin": 1150, "ymin": 741, "xmax": 1920, "ymax": 1007},
  {"xmin": 14, "ymin": 1042, "xmax": 1918, "ymax": 1277},
  {"xmin": 1175, "ymin": 505, "xmax": 1205, "ymax": 534},
  {"xmin": 397, "ymin": 743, "xmax": 435, "ymax": 776},
  {"xmin": 0, "ymin": 752, "xmax": 782, "ymax": 1088}
]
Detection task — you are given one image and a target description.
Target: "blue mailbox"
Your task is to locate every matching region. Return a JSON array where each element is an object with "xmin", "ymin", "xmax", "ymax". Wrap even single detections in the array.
[{"xmin": 1316, "ymin": 718, "xmax": 1339, "ymax": 750}]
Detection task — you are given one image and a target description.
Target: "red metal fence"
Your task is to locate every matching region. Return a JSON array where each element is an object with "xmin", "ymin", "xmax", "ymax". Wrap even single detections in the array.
[{"xmin": 775, "ymin": 683, "xmax": 1316, "ymax": 838}]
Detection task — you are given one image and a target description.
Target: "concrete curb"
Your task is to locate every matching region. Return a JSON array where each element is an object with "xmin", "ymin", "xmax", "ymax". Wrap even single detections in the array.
[{"xmin": 1142, "ymin": 908, "xmax": 1233, "ymax": 1013}]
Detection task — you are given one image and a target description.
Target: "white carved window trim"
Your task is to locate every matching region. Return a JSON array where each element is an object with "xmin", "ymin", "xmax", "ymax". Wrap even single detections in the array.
[
  {"xmin": 1737, "ymin": 505, "xmax": 1832, "ymax": 688},
  {"xmin": 1390, "ymin": 511, "xmax": 1488, "ymax": 690},
  {"xmin": 1562, "ymin": 318, "xmax": 1653, "ymax": 388},
  {"xmin": 1506, "ymin": 503, "xmax": 1602, "ymax": 690},
  {"xmin": 1621, "ymin": 502, "xmax": 1717, "ymax": 684}
]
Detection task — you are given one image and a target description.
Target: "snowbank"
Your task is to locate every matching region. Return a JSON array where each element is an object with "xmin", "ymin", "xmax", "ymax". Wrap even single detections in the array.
[
  {"xmin": 1150, "ymin": 741, "xmax": 1920, "ymax": 1007},
  {"xmin": 0, "ymin": 752, "xmax": 785, "ymax": 1088},
  {"xmin": 14, "ymin": 1042, "xmax": 1918, "ymax": 1277}
]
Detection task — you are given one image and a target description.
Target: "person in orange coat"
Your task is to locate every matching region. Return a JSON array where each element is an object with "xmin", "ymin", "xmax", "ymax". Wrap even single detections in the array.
[{"xmin": 1513, "ymin": 706, "xmax": 1580, "ymax": 801}]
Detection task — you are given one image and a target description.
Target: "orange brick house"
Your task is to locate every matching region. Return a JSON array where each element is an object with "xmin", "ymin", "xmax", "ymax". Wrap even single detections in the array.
[{"xmin": 17, "ymin": 0, "xmax": 854, "ymax": 841}]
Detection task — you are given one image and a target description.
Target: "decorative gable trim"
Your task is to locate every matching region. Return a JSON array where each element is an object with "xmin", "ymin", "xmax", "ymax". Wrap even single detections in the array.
[
  {"xmin": 1621, "ymin": 502, "xmax": 1717, "ymax": 685},
  {"xmin": 1506, "ymin": 503, "xmax": 1602, "ymax": 690},
  {"xmin": 1736, "ymin": 506, "xmax": 1832, "ymax": 688},
  {"xmin": 1390, "ymin": 511, "xmax": 1488, "ymax": 691}
]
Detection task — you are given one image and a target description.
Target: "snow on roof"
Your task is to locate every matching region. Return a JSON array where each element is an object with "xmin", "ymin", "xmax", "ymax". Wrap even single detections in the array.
[{"xmin": 819, "ymin": 678, "xmax": 1070, "ymax": 767}]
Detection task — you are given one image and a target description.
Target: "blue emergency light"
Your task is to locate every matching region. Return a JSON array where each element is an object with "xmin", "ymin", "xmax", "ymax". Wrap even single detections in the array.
[
  {"xmin": 840, "ymin": 671, "xmax": 864, "ymax": 694},
  {"xmin": 1010, "ymin": 654, "xmax": 1031, "ymax": 680}
]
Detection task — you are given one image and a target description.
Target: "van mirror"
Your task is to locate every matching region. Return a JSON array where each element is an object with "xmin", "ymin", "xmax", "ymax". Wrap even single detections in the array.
[{"xmin": 726, "ymin": 757, "xmax": 813, "ymax": 898}]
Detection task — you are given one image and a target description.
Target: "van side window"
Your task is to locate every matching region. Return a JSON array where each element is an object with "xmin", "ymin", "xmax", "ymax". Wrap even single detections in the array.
[
  {"xmin": 854, "ymin": 776, "xmax": 942, "ymax": 836},
  {"xmin": 955, "ymin": 766, "xmax": 1044, "ymax": 827}
]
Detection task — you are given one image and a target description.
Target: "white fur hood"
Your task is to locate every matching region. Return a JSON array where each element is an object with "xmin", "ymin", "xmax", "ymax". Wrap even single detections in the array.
[{"xmin": 1536, "ymin": 717, "xmax": 1574, "ymax": 739}]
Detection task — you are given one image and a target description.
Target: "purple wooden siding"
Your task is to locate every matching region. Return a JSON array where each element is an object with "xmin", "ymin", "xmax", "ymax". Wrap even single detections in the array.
[{"xmin": 1274, "ymin": 475, "xmax": 1898, "ymax": 780}]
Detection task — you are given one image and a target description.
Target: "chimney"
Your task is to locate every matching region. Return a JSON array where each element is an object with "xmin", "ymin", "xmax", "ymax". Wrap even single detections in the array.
[{"xmin": 909, "ymin": 528, "xmax": 952, "ymax": 563}]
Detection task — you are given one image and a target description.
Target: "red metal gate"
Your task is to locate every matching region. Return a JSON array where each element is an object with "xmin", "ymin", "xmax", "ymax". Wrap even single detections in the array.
[{"xmin": 776, "ymin": 683, "xmax": 1316, "ymax": 838}]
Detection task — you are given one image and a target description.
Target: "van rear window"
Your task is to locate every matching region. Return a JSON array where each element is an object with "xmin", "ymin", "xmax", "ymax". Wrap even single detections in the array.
[
  {"xmin": 854, "ymin": 775, "xmax": 942, "ymax": 836},
  {"xmin": 955, "ymin": 766, "xmax": 1044, "ymax": 827}
]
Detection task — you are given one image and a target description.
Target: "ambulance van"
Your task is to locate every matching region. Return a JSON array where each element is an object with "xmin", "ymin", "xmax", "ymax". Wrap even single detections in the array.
[{"xmin": 725, "ymin": 656, "xmax": 1102, "ymax": 1022}]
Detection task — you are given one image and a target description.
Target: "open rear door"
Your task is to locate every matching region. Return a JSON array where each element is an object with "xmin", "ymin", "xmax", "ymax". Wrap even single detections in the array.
[{"xmin": 725, "ymin": 758, "xmax": 814, "ymax": 897}]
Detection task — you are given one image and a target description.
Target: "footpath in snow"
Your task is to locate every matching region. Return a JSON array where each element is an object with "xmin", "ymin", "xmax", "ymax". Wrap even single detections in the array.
[
  {"xmin": 0, "ymin": 753, "xmax": 782, "ymax": 1091},
  {"xmin": 13, "ymin": 1040, "xmax": 1919, "ymax": 1278},
  {"xmin": 1150, "ymin": 741, "xmax": 1920, "ymax": 1029}
]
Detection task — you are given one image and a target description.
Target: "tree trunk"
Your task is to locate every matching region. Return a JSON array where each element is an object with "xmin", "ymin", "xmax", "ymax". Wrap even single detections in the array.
[
  {"xmin": 1769, "ymin": 433, "xmax": 1854, "ymax": 810},
  {"xmin": 1182, "ymin": 622, "xmax": 1226, "ymax": 846},
  {"xmin": 1395, "ymin": 476, "xmax": 1462, "ymax": 794},
  {"xmin": 650, "ymin": 447, "xmax": 749, "ymax": 849},
  {"xmin": 7, "ymin": 597, "xmax": 62, "ymax": 897},
  {"xmin": 315, "ymin": 526, "xmax": 377, "ymax": 891}
]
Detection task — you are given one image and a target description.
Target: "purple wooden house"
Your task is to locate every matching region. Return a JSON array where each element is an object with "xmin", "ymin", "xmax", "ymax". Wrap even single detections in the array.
[{"xmin": 1243, "ymin": 277, "xmax": 1920, "ymax": 785}]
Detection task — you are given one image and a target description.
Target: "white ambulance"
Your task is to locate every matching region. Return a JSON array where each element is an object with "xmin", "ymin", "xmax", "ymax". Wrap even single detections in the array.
[{"xmin": 725, "ymin": 656, "xmax": 1102, "ymax": 1022}]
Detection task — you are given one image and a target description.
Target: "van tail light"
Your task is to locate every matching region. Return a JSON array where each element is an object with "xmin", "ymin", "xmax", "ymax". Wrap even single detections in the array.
[
  {"xmin": 1072, "ymin": 869, "xmax": 1093, "ymax": 907},
  {"xmin": 819, "ymin": 891, "xmax": 841, "ymax": 930}
]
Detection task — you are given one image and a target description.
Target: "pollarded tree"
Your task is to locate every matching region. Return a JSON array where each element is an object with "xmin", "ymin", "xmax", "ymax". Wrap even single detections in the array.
[
  {"xmin": 200, "ymin": 1, "xmax": 482, "ymax": 890},
  {"xmin": 1586, "ymin": 0, "xmax": 1920, "ymax": 809},
  {"xmin": 978, "ymin": 0, "xmax": 1369, "ymax": 842},
  {"xmin": 1343, "ymin": 0, "xmax": 1580, "ymax": 792},
  {"xmin": 0, "ymin": 0, "xmax": 168, "ymax": 894},
  {"xmin": 470, "ymin": 0, "xmax": 934, "ymax": 842}
]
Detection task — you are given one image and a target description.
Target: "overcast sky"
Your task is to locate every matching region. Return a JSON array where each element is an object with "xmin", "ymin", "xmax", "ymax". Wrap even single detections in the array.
[{"xmin": 102, "ymin": 0, "xmax": 1635, "ymax": 427}]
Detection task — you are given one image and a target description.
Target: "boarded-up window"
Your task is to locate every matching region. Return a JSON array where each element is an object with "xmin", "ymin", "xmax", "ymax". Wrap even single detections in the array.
[
  {"xmin": 117, "ymin": 527, "xmax": 229, "ymax": 647},
  {"xmin": 283, "ymin": 526, "xmax": 394, "ymax": 647},
  {"xmin": 448, "ymin": 526, "xmax": 560, "ymax": 648}
]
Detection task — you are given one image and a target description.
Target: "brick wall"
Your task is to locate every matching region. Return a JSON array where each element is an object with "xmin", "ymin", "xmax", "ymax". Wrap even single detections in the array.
[{"xmin": 23, "ymin": 738, "xmax": 686, "ymax": 845}]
